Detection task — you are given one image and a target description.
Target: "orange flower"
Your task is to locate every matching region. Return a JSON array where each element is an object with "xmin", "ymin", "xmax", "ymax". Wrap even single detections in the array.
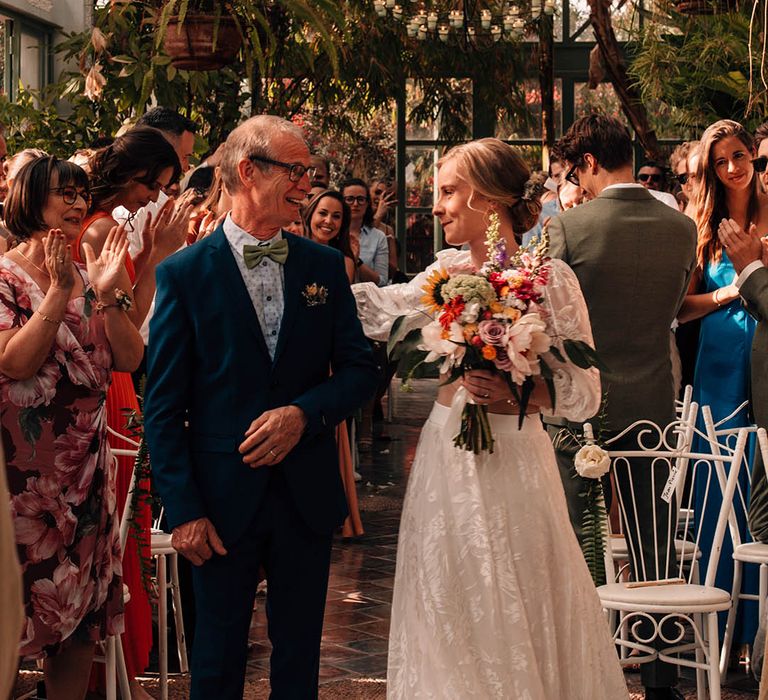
[{"xmin": 482, "ymin": 345, "xmax": 497, "ymax": 360}]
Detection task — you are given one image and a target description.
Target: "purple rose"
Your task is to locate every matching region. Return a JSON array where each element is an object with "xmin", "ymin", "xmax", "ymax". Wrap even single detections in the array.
[
  {"xmin": 477, "ymin": 319, "xmax": 507, "ymax": 346},
  {"xmin": 494, "ymin": 348, "xmax": 514, "ymax": 371}
]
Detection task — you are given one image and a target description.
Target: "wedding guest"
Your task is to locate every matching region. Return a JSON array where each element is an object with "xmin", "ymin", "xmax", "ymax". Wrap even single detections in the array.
[
  {"xmin": 370, "ymin": 179, "xmax": 399, "ymax": 279},
  {"xmin": 79, "ymin": 127, "xmax": 187, "ymax": 699},
  {"xmin": 310, "ymin": 154, "xmax": 330, "ymax": 188},
  {"xmin": 304, "ymin": 189, "xmax": 364, "ymax": 537},
  {"xmin": 305, "ymin": 189, "xmax": 355, "ymax": 282},
  {"xmin": 637, "ymin": 160, "xmax": 666, "ymax": 190},
  {"xmin": 340, "ymin": 178, "xmax": 388, "ymax": 286},
  {"xmin": 670, "ymin": 141, "xmax": 700, "ymax": 210},
  {"xmin": 112, "ymin": 107, "xmax": 197, "ymax": 257},
  {"xmin": 190, "ymin": 167, "xmax": 233, "ymax": 243},
  {"xmin": 754, "ymin": 122, "xmax": 768, "ymax": 193},
  {"xmin": 340, "ymin": 178, "xmax": 390, "ymax": 450},
  {"xmin": 0, "ymin": 156, "xmax": 142, "ymax": 699},
  {"xmin": 678, "ymin": 119, "xmax": 764, "ymax": 650}
]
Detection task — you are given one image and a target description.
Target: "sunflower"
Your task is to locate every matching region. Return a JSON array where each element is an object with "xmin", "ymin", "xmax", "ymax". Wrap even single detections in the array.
[{"xmin": 421, "ymin": 268, "xmax": 450, "ymax": 314}]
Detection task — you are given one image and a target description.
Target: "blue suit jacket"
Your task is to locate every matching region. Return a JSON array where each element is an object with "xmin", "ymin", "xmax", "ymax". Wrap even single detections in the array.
[{"xmin": 144, "ymin": 227, "xmax": 378, "ymax": 545}]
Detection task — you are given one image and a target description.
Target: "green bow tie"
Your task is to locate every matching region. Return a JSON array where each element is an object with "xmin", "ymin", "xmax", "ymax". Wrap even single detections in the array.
[{"xmin": 243, "ymin": 239, "xmax": 289, "ymax": 268}]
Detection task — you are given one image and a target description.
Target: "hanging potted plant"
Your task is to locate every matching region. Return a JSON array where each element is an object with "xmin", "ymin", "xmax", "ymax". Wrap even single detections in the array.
[
  {"xmin": 157, "ymin": 1, "xmax": 242, "ymax": 71},
  {"xmin": 155, "ymin": 0, "xmax": 343, "ymax": 73}
]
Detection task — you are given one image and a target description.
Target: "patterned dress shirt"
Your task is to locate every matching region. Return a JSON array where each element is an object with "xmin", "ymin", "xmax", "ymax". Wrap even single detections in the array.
[{"xmin": 224, "ymin": 214, "xmax": 285, "ymax": 359}]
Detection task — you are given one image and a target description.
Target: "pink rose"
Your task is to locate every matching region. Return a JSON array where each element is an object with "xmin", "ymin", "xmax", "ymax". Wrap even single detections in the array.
[{"xmin": 477, "ymin": 319, "xmax": 507, "ymax": 346}]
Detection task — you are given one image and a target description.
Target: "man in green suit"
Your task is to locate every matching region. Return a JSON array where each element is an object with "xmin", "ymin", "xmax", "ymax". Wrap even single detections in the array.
[
  {"xmin": 718, "ymin": 218, "xmax": 768, "ymax": 545},
  {"xmin": 546, "ymin": 115, "xmax": 697, "ymax": 700}
]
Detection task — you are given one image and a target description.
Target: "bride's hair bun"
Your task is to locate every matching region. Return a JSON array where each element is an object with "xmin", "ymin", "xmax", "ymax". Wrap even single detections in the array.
[{"xmin": 509, "ymin": 171, "xmax": 547, "ymax": 234}]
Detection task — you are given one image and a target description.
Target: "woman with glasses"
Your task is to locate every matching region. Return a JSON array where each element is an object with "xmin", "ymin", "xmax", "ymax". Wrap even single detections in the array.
[
  {"xmin": 78, "ymin": 127, "xmax": 186, "ymax": 700},
  {"xmin": 678, "ymin": 119, "xmax": 765, "ymax": 653},
  {"xmin": 340, "ymin": 179, "xmax": 391, "ymax": 452},
  {"xmin": 340, "ymin": 178, "xmax": 389, "ymax": 287},
  {"xmin": 0, "ymin": 156, "xmax": 143, "ymax": 698}
]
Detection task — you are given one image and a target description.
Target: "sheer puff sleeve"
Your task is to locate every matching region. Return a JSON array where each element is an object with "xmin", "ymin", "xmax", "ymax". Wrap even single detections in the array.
[
  {"xmin": 352, "ymin": 248, "xmax": 470, "ymax": 342},
  {"xmin": 539, "ymin": 259, "xmax": 601, "ymax": 422}
]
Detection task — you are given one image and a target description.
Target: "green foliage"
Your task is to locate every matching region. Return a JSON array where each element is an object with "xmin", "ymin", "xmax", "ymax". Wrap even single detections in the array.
[
  {"xmin": 629, "ymin": 6, "xmax": 768, "ymax": 132},
  {"xmin": 581, "ymin": 478, "xmax": 608, "ymax": 586}
]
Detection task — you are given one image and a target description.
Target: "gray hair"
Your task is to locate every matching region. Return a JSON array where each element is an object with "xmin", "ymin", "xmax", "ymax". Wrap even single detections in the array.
[
  {"xmin": 6, "ymin": 148, "xmax": 48, "ymax": 182},
  {"xmin": 220, "ymin": 115, "xmax": 306, "ymax": 194}
]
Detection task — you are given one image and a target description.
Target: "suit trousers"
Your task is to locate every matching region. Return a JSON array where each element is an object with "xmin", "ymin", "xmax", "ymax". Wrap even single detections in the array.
[
  {"xmin": 190, "ymin": 469, "xmax": 333, "ymax": 700},
  {"xmin": 550, "ymin": 424, "xmax": 678, "ymax": 689}
]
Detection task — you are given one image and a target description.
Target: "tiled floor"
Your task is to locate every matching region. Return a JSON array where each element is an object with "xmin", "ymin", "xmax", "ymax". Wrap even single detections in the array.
[{"xmin": 244, "ymin": 378, "xmax": 760, "ymax": 696}]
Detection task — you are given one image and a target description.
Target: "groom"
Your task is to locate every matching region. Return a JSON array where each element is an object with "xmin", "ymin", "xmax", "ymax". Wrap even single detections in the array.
[
  {"xmin": 546, "ymin": 115, "xmax": 697, "ymax": 700},
  {"xmin": 144, "ymin": 115, "xmax": 378, "ymax": 699}
]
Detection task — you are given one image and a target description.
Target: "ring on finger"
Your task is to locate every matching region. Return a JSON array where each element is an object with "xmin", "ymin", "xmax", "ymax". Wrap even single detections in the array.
[{"xmin": 269, "ymin": 448, "xmax": 278, "ymax": 458}]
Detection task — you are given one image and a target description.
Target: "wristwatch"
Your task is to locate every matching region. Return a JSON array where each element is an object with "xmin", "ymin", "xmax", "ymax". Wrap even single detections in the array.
[{"xmin": 355, "ymin": 258, "xmax": 364, "ymax": 268}]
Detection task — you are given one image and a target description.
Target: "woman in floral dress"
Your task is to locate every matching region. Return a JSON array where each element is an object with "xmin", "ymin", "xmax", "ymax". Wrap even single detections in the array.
[{"xmin": 0, "ymin": 156, "xmax": 143, "ymax": 699}]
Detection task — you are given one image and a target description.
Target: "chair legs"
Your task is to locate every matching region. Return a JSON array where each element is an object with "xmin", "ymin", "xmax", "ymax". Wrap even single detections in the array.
[
  {"xmin": 157, "ymin": 553, "xmax": 168, "ymax": 700},
  {"xmin": 720, "ymin": 559, "xmax": 742, "ymax": 677},
  {"xmin": 169, "ymin": 552, "xmax": 189, "ymax": 673},
  {"xmin": 695, "ymin": 613, "xmax": 706, "ymax": 700},
  {"xmin": 708, "ymin": 612, "xmax": 722, "ymax": 700},
  {"xmin": 155, "ymin": 549, "xmax": 189, "ymax": 700}
]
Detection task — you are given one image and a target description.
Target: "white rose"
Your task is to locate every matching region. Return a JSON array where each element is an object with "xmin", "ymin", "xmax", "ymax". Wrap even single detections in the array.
[
  {"xmin": 460, "ymin": 302, "xmax": 481, "ymax": 323},
  {"xmin": 574, "ymin": 444, "xmax": 611, "ymax": 479}
]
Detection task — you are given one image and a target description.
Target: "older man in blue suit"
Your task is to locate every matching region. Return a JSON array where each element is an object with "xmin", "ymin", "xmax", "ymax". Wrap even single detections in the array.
[{"xmin": 144, "ymin": 115, "xmax": 378, "ymax": 699}]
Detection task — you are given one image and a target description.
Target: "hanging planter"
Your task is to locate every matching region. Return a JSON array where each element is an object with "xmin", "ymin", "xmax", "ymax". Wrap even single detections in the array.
[
  {"xmin": 672, "ymin": 0, "xmax": 738, "ymax": 14},
  {"xmin": 161, "ymin": 13, "xmax": 242, "ymax": 70}
]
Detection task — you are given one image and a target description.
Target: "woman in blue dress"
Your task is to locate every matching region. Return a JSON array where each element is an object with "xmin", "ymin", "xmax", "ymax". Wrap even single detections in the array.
[{"xmin": 678, "ymin": 119, "xmax": 765, "ymax": 654}]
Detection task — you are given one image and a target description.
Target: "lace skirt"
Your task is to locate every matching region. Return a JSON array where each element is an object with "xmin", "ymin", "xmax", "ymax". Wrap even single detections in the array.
[{"xmin": 387, "ymin": 402, "xmax": 628, "ymax": 700}]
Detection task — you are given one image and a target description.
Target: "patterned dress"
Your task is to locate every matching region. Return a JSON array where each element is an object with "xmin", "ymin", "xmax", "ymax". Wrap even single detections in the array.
[{"xmin": 0, "ymin": 257, "xmax": 123, "ymax": 658}]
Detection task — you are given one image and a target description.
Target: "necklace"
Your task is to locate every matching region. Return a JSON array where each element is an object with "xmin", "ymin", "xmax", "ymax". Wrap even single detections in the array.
[{"xmin": 15, "ymin": 247, "xmax": 49, "ymax": 277}]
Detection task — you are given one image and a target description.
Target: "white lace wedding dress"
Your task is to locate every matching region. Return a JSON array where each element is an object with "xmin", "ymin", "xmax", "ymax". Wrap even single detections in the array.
[{"xmin": 354, "ymin": 249, "xmax": 628, "ymax": 700}]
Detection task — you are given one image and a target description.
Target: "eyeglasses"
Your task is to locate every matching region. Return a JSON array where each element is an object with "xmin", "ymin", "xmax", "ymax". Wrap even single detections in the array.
[
  {"xmin": 564, "ymin": 162, "xmax": 581, "ymax": 187},
  {"xmin": 675, "ymin": 172, "xmax": 699, "ymax": 185},
  {"xmin": 343, "ymin": 195, "xmax": 368, "ymax": 206},
  {"xmin": 52, "ymin": 186, "xmax": 91, "ymax": 206},
  {"xmin": 752, "ymin": 156, "xmax": 768, "ymax": 173},
  {"xmin": 249, "ymin": 155, "xmax": 316, "ymax": 183},
  {"xmin": 637, "ymin": 172, "xmax": 663, "ymax": 183}
]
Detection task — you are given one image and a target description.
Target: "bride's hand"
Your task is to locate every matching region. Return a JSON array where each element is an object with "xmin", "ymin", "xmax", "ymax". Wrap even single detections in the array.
[{"xmin": 463, "ymin": 369, "xmax": 516, "ymax": 406}]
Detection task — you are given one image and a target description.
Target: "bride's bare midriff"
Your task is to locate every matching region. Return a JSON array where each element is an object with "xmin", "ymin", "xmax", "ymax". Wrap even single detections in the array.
[{"xmin": 435, "ymin": 373, "xmax": 541, "ymax": 415}]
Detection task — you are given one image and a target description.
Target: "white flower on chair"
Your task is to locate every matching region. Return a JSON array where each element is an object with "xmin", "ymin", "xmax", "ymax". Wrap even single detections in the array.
[{"xmin": 574, "ymin": 444, "xmax": 610, "ymax": 479}]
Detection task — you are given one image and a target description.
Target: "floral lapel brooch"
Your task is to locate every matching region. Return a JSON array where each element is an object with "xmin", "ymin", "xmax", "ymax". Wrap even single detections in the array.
[{"xmin": 302, "ymin": 283, "xmax": 328, "ymax": 307}]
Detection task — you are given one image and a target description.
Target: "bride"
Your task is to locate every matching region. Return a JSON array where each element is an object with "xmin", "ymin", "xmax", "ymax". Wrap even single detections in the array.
[{"xmin": 353, "ymin": 138, "xmax": 628, "ymax": 699}]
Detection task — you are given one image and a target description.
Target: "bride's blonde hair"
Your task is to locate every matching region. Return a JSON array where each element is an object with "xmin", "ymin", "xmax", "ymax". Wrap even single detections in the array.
[{"xmin": 437, "ymin": 138, "xmax": 545, "ymax": 237}]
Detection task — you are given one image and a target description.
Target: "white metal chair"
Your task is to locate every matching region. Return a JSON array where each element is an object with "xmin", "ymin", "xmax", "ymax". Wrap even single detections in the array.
[
  {"xmin": 702, "ymin": 405, "xmax": 768, "ymax": 677},
  {"xmin": 595, "ymin": 416, "xmax": 749, "ymax": 700},
  {"xmin": 107, "ymin": 427, "xmax": 189, "ymax": 700},
  {"xmin": 609, "ymin": 394, "xmax": 700, "ymax": 581}
]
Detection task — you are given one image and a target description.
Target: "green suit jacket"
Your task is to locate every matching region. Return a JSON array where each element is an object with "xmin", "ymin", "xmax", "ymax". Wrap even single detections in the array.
[
  {"xmin": 737, "ymin": 265, "xmax": 768, "ymax": 542},
  {"xmin": 548, "ymin": 186, "xmax": 697, "ymax": 431}
]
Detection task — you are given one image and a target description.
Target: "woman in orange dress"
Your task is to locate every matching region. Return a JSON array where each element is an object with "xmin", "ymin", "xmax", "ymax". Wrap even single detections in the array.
[
  {"xmin": 304, "ymin": 190, "xmax": 363, "ymax": 538},
  {"xmin": 75, "ymin": 127, "xmax": 187, "ymax": 698}
]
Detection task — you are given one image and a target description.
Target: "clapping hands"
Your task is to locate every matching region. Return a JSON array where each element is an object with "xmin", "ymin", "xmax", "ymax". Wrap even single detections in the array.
[
  {"xmin": 717, "ymin": 218, "xmax": 765, "ymax": 273},
  {"xmin": 42, "ymin": 229, "xmax": 75, "ymax": 291},
  {"xmin": 142, "ymin": 195, "xmax": 196, "ymax": 262},
  {"xmin": 82, "ymin": 223, "xmax": 131, "ymax": 297}
]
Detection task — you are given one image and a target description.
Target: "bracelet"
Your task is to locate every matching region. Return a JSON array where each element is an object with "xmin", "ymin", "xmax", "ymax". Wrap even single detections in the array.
[
  {"xmin": 713, "ymin": 290, "xmax": 723, "ymax": 308},
  {"xmin": 95, "ymin": 288, "xmax": 134, "ymax": 314},
  {"xmin": 36, "ymin": 310, "xmax": 62, "ymax": 325}
]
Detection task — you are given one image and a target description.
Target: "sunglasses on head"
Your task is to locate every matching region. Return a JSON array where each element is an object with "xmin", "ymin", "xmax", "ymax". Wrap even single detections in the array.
[
  {"xmin": 752, "ymin": 156, "xmax": 768, "ymax": 173},
  {"xmin": 637, "ymin": 172, "xmax": 662, "ymax": 183}
]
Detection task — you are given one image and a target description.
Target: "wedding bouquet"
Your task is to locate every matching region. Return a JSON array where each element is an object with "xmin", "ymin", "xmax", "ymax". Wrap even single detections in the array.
[{"xmin": 390, "ymin": 214, "xmax": 603, "ymax": 455}]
